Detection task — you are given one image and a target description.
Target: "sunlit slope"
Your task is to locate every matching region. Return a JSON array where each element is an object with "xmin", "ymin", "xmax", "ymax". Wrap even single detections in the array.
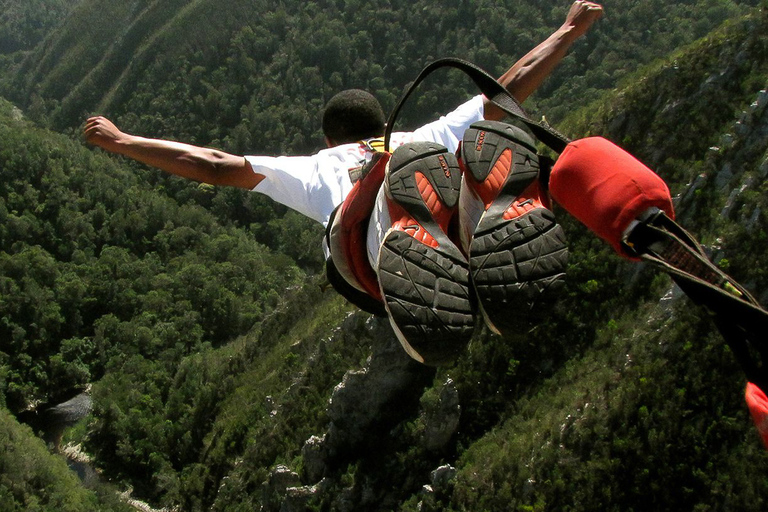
[
  {"xmin": 10, "ymin": 0, "xmax": 255, "ymax": 126},
  {"xmin": 4, "ymin": 0, "xmax": 761, "ymax": 142}
]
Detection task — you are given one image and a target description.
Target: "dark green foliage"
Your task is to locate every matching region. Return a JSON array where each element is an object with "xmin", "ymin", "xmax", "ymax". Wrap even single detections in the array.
[
  {"xmin": 2, "ymin": 1, "xmax": 768, "ymax": 511},
  {"xmin": 0, "ymin": 0, "xmax": 78, "ymax": 55},
  {"xmin": 85, "ymin": 281, "xmax": 365, "ymax": 508},
  {"xmin": 0, "ymin": 101, "xmax": 302, "ymax": 413},
  {"xmin": 0, "ymin": 407, "xmax": 132, "ymax": 511},
  {"xmin": 0, "ymin": 0, "xmax": 760, "ymax": 138},
  {"xmin": 450, "ymin": 302, "xmax": 768, "ymax": 511}
]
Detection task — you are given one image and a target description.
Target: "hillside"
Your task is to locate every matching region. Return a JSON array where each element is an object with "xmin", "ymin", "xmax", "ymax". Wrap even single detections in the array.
[
  {"xmin": 1, "ymin": 1, "xmax": 768, "ymax": 511},
  {"xmin": 0, "ymin": 1, "xmax": 761, "ymax": 140}
]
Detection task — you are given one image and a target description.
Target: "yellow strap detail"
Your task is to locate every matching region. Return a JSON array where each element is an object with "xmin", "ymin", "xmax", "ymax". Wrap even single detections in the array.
[{"xmin": 360, "ymin": 138, "xmax": 386, "ymax": 153}]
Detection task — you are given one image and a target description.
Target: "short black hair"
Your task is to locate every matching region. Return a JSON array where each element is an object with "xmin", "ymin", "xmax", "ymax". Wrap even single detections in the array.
[{"xmin": 322, "ymin": 89, "xmax": 386, "ymax": 144}]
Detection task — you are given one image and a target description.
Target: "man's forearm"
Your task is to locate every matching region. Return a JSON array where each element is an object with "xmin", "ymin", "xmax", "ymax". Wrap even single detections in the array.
[
  {"xmin": 498, "ymin": 24, "xmax": 583, "ymax": 104},
  {"xmin": 115, "ymin": 135, "xmax": 233, "ymax": 185},
  {"xmin": 484, "ymin": 1, "xmax": 603, "ymax": 120}
]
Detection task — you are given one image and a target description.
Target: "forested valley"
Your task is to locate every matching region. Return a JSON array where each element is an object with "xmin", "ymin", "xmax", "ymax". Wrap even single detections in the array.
[{"xmin": 1, "ymin": 0, "xmax": 768, "ymax": 510}]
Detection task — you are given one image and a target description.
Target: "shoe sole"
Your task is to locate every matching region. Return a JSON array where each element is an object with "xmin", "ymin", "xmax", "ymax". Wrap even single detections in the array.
[
  {"xmin": 377, "ymin": 142, "xmax": 474, "ymax": 366},
  {"xmin": 461, "ymin": 121, "xmax": 568, "ymax": 334}
]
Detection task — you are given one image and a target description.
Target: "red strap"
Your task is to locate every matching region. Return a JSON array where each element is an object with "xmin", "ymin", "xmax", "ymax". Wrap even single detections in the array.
[
  {"xmin": 745, "ymin": 382, "xmax": 768, "ymax": 449},
  {"xmin": 335, "ymin": 153, "xmax": 390, "ymax": 301},
  {"xmin": 549, "ymin": 137, "xmax": 675, "ymax": 258}
]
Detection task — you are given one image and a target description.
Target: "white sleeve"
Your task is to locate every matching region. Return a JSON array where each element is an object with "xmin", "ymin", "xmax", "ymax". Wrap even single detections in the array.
[
  {"xmin": 245, "ymin": 153, "xmax": 352, "ymax": 226},
  {"xmin": 410, "ymin": 95, "xmax": 485, "ymax": 153}
]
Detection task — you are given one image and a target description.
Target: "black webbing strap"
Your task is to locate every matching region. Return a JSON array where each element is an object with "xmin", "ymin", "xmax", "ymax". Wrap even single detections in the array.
[
  {"xmin": 628, "ymin": 211, "xmax": 768, "ymax": 388},
  {"xmin": 384, "ymin": 58, "xmax": 571, "ymax": 154}
]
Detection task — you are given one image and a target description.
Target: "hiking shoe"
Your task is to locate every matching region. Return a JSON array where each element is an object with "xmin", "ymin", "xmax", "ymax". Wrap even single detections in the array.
[
  {"xmin": 459, "ymin": 120, "xmax": 568, "ymax": 334},
  {"xmin": 377, "ymin": 141, "xmax": 474, "ymax": 366}
]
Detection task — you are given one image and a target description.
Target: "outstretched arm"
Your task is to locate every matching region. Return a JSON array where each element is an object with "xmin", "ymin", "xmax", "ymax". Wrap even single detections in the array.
[
  {"xmin": 83, "ymin": 116, "xmax": 263, "ymax": 189},
  {"xmin": 484, "ymin": 0, "xmax": 603, "ymax": 120}
]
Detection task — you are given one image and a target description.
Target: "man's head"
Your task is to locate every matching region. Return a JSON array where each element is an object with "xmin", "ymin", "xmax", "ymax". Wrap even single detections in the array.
[{"xmin": 322, "ymin": 89, "xmax": 385, "ymax": 146}]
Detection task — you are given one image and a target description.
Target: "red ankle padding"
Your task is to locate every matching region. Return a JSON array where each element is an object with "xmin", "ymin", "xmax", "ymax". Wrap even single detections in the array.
[
  {"xmin": 549, "ymin": 137, "xmax": 675, "ymax": 258},
  {"xmin": 332, "ymin": 153, "xmax": 389, "ymax": 302},
  {"xmin": 746, "ymin": 382, "xmax": 768, "ymax": 449}
]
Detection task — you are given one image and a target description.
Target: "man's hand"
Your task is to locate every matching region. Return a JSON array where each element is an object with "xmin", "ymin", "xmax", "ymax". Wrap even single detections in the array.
[
  {"xmin": 562, "ymin": 1, "xmax": 604, "ymax": 40},
  {"xmin": 84, "ymin": 116, "xmax": 130, "ymax": 154}
]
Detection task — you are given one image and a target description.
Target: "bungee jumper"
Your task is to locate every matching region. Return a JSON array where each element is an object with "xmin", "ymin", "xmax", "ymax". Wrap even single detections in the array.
[
  {"xmin": 85, "ymin": 1, "xmax": 604, "ymax": 363},
  {"xmin": 84, "ymin": 0, "xmax": 768, "ymax": 447}
]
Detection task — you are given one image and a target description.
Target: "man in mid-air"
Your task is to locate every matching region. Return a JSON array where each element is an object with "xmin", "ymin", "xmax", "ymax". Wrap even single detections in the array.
[{"xmin": 85, "ymin": 1, "xmax": 604, "ymax": 365}]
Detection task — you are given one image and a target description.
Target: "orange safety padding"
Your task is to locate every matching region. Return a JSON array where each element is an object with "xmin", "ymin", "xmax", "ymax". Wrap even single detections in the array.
[
  {"xmin": 549, "ymin": 137, "xmax": 675, "ymax": 258},
  {"xmin": 745, "ymin": 382, "xmax": 768, "ymax": 449}
]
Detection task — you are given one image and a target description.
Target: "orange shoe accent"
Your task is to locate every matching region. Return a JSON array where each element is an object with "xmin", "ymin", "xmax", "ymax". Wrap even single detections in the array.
[
  {"xmin": 503, "ymin": 180, "xmax": 544, "ymax": 221},
  {"xmin": 463, "ymin": 144, "xmax": 548, "ymax": 220},
  {"xmin": 388, "ymin": 171, "xmax": 456, "ymax": 250},
  {"xmin": 415, "ymin": 171, "xmax": 453, "ymax": 232},
  {"xmin": 466, "ymin": 146, "xmax": 513, "ymax": 208},
  {"xmin": 389, "ymin": 204, "xmax": 439, "ymax": 249}
]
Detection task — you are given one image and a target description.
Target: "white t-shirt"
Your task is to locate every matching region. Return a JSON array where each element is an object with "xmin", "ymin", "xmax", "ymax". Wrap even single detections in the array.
[{"xmin": 245, "ymin": 95, "xmax": 485, "ymax": 227}]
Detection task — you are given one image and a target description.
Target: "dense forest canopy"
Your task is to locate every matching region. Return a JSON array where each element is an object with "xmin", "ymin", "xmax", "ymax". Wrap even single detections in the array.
[
  {"xmin": 1, "ymin": 0, "xmax": 768, "ymax": 511},
  {"xmin": 0, "ymin": 0, "xmax": 761, "ymax": 149},
  {"xmin": 0, "ymin": 97, "xmax": 302, "ymax": 410},
  {"xmin": 0, "ymin": 0, "xmax": 78, "ymax": 54}
]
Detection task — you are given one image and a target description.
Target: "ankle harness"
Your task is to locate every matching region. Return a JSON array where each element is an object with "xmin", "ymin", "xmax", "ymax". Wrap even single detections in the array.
[{"xmin": 324, "ymin": 60, "xmax": 768, "ymax": 420}]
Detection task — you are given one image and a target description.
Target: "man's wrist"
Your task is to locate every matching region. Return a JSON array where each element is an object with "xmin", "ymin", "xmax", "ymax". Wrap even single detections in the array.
[
  {"xmin": 557, "ymin": 23, "xmax": 582, "ymax": 45},
  {"xmin": 118, "ymin": 134, "xmax": 144, "ymax": 153}
]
